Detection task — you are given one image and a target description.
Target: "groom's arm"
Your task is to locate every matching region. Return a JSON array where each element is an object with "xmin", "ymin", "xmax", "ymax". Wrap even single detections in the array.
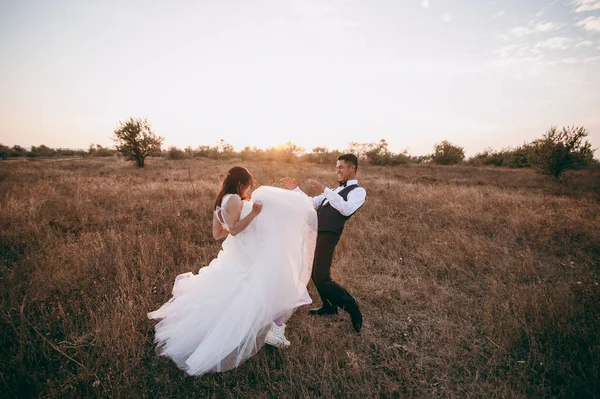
[
  {"xmin": 322, "ymin": 187, "xmax": 366, "ymax": 216},
  {"xmin": 293, "ymin": 186, "xmax": 325, "ymax": 209},
  {"xmin": 281, "ymin": 177, "xmax": 323, "ymax": 209}
]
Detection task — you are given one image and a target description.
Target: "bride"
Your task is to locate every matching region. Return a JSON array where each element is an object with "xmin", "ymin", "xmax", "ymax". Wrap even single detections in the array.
[{"xmin": 147, "ymin": 166, "xmax": 318, "ymax": 376}]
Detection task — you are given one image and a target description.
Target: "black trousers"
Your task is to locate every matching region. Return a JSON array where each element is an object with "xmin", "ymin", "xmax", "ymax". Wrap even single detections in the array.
[{"xmin": 312, "ymin": 232, "xmax": 356, "ymax": 311}]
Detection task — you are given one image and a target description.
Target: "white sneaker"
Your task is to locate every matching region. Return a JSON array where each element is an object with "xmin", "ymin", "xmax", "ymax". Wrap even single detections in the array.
[{"xmin": 265, "ymin": 322, "xmax": 291, "ymax": 348}]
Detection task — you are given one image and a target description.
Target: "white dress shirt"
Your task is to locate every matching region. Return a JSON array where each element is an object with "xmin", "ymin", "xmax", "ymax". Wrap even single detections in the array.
[{"xmin": 294, "ymin": 179, "xmax": 367, "ymax": 217}]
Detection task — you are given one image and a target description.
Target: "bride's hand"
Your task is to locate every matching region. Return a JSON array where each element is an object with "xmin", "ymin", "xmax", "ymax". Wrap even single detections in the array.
[
  {"xmin": 251, "ymin": 202, "xmax": 263, "ymax": 216},
  {"xmin": 308, "ymin": 179, "xmax": 325, "ymax": 192},
  {"xmin": 280, "ymin": 177, "xmax": 298, "ymax": 190}
]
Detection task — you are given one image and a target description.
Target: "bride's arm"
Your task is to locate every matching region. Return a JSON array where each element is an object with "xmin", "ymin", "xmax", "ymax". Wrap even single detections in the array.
[
  {"xmin": 223, "ymin": 195, "xmax": 262, "ymax": 236},
  {"xmin": 212, "ymin": 216, "xmax": 229, "ymax": 240}
]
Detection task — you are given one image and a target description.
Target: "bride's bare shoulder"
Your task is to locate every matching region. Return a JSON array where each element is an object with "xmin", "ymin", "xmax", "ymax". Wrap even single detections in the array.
[{"xmin": 223, "ymin": 194, "xmax": 243, "ymax": 210}]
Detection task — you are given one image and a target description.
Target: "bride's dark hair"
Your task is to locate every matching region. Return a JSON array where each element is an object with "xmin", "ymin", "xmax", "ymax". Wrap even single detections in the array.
[{"xmin": 213, "ymin": 166, "xmax": 254, "ymax": 210}]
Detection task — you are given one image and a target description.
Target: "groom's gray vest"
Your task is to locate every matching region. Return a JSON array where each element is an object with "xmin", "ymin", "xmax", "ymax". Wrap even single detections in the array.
[{"xmin": 317, "ymin": 184, "xmax": 362, "ymax": 236}]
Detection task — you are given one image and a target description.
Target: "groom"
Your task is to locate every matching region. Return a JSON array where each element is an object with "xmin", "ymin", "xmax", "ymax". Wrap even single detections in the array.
[{"xmin": 282, "ymin": 154, "xmax": 366, "ymax": 333}]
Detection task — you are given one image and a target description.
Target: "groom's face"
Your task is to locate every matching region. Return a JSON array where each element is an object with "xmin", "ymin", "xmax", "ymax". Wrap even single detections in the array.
[{"xmin": 335, "ymin": 160, "xmax": 355, "ymax": 182}]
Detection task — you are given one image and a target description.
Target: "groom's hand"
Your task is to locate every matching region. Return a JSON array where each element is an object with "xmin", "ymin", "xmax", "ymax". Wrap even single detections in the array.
[
  {"xmin": 308, "ymin": 179, "xmax": 325, "ymax": 192},
  {"xmin": 280, "ymin": 177, "xmax": 298, "ymax": 190}
]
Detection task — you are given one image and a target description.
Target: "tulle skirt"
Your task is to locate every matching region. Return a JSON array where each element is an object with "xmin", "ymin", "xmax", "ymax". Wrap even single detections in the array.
[{"xmin": 147, "ymin": 186, "xmax": 318, "ymax": 376}]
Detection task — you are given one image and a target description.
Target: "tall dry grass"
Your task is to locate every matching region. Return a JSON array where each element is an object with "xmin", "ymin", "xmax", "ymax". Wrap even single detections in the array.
[{"xmin": 0, "ymin": 158, "xmax": 599, "ymax": 398}]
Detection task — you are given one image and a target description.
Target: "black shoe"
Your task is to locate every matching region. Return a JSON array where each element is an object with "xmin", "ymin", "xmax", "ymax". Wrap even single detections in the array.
[
  {"xmin": 345, "ymin": 299, "xmax": 363, "ymax": 333},
  {"xmin": 308, "ymin": 306, "xmax": 338, "ymax": 316}
]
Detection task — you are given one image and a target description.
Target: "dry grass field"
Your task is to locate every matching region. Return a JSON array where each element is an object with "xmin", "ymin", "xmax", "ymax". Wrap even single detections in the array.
[{"xmin": 1, "ymin": 157, "xmax": 599, "ymax": 398}]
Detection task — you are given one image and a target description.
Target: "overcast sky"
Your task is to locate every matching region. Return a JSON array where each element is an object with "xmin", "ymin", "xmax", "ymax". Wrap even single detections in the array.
[{"xmin": 0, "ymin": 0, "xmax": 599, "ymax": 155}]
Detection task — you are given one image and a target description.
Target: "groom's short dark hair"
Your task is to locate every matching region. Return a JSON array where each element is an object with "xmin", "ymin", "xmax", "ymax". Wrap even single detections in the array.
[{"xmin": 338, "ymin": 154, "xmax": 358, "ymax": 171}]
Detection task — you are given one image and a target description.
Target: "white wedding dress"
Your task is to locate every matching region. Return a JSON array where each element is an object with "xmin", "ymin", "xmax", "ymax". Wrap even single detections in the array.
[{"xmin": 147, "ymin": 186, "xmax": 318, "ymax": 376}]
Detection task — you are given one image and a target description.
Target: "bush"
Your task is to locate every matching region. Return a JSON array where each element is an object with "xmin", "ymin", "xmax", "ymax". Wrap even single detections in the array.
[
  {"xmin": 240, "ymin": 146, "xmax": 264, "ymax": 161},
  {"xmin": 166, "ymin": 146, "xmax": 186, "ymax": 160},
  {"xmin": 469, "ymin": 147, "xmax": 529, "ymax": 168},
  {"xmin": 432, "ymin": 140, "xmax": 465, "ymax": 165},
  {"xmin": 303, "ymin": 147, "xmax": 342, "ymax": 164},
  {"xmin": 88, "ymin": 144, "xmax": 116, "ymax": 157},
  {"xmin": 27, "ymin": 145, "xmax": 56, "ymax": 158},
  {"xmin": 409, "ymin": 154, "xmax": 432, "ymax": 164},
  {"xmin": 55, "ymin": 148, "xmax": 87, "ymax": 157},
  {"xmin": 346, "ymin": 141, "xmax": 377, "ymax": 161},
  {"xmin": 365, "ymin": 140, "xmax": 411, "ymax": 165},
  {"xmin": 209, "ymin": 139, "xmax": 236, "ymax": 159},
  {"xmin": 187, "ymin": 140, "xmax": 237, "ymax": 160},
  {"xmin": 343, "ymin": 139, "xmax": 419, "ymax": 166},
  {"xmin": 527, "ymin": 126, "xmax": 594, "ymax": 179}
]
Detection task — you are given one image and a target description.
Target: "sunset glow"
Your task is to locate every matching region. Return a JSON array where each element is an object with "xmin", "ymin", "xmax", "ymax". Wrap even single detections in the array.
[{"xmin": 0, "ymin": 0, "xmax": 599, "ymax": 155}]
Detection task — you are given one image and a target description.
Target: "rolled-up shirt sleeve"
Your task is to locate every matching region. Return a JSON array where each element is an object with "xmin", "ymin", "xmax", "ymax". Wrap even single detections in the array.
[
  {"xmin": 293, "ymin": 187, "xmax": 325, "ymax": 209},
  {"xmin": 323, "ymin": 187, "xmax": 366, "ymax": 216}
]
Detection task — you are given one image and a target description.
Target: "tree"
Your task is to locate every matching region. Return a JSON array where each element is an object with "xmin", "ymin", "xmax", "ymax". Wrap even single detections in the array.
[
  {"xmin": 364, "ymin": 139, "xmax": 389, "ymax": 164},
  {"xmin": 214, "ymin": 139, "xmax": 235, "ymax": 159},
  {"xmin": 10, "ymin": 145, "xmax": 28, "ymax": 157},
  {"xmin": 527, "ymin": 126, "xmax": 594, "ymax": 179},
  {"xmin": 28, "ymin": 145, "xmax": 55, "ymax": 157},
  {"xmin": 346, "ymin": 141, "xmax": 377, "ymax": 160},
  {"xmin": 113, "ymin": 118, "xmax": 163, "ymax": 167},
  {"xmin": 240, "ymin": 146, "xmax": 263, "ymax": 161},
  {"xmin": 432, "ymin": 140, "xmax": 465, "ymax": 165},
  {"xmin": 364, "ymin": 139, "xmax": 411, "ymax": 165},
  {"xmin": 305, "ymin": 146, "xmax": 342, "ymax": 164},
  {"xmin": 280, "ymin": 141, "xmax": 305, "ymax": 163}
]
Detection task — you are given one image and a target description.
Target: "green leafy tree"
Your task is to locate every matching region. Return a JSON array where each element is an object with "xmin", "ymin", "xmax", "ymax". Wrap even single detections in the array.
[
  {"xmin": 527, "ymin": 126, "xmax": 594, "ymax": 179},
  {"xmin": 432, "ymin": 140, "xmax": 465, "ymax": 165},
  {"xmin": 113, "ymin": 118, "xmax": 163, "ymax": 167}
]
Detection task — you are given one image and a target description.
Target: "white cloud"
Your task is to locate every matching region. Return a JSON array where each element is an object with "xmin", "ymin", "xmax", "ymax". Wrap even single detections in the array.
[
  {"xmin": 561, "ymin": 57, "xmax": 579, "ymax": 64},
  {"xmin": 493, "ymin": 11, "xmax": 505, "ymax": 18},
  {"xmin": 494, "ymin": 43, "xmax": 531, "ymax": 58},
  {"xmin": 421, "ymin": 0, "xmax": 429, "ymax": 9},
  {"xmin": 441, "ymin": 13, "xmax": 451, "ymax": 23},
  {"xmin": 534, "ymin": 21, "xmax": 564, "ymax": 32},
  {"xmin": 509, "ymin": 26, "xmax": 531, "ymax": 37},
  {"xmin": 573, "ymin": 0, "xmax": 600, "ymax": 13},
  {"xmin": 577, "ymin": 16, "xmax": 600, "ymax": 32},
  {"xmin": 503, "ymin": 21, "xmax": 563, "ymax": 39},
  {"xmin": 494, "ymin": 44, "xmax": 519, "ymax": 58},
  {"xmin": 550, "ymin": 56, "xmax": 599, "ymax": 66},
  {"xmin": 575, "ymin": 39, "xmax": 595, "ymax": 47},
  {"xmin": 584, "ymin": 55, "xmax": 600, "ymax": 63},
  {"xmin": 489, "ymin": 51, "xmax": 543, "ymax": 67},
  {"xmin": 535, "ymin": 37, "xmax": 572, "ymax": 50},
  {"xmin": 536, "ymin": 9, "xmax": 545, "ymax": 17}
]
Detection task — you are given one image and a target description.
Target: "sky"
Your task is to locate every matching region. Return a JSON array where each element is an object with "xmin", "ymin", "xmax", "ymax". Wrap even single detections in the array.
[{"xmin": 0, "ymin": 0, "xmax": 599, "ymax": 156}]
